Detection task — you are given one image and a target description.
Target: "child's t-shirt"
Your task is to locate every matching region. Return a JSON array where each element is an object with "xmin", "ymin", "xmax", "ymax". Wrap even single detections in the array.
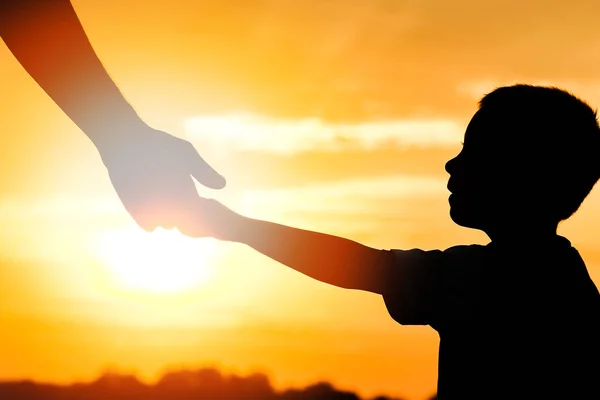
[{"xmin": 381, "ymin": 235, "xmax": 600, "ymax": 399}]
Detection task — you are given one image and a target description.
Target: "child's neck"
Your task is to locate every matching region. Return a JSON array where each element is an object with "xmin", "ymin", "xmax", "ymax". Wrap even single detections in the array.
[{"xmin": 485, "ymin": 223, "xmax": 559, "ymax": 245}]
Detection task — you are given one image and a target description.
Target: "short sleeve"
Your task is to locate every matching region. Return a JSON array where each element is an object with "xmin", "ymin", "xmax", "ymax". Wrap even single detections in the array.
[
  {"xmin": 380, "ymin": 245, "xmax": 486, "ymax": 329},
  {"xmin": 380, "ymin": 248, "xmax": 445, "ymax": 326}
]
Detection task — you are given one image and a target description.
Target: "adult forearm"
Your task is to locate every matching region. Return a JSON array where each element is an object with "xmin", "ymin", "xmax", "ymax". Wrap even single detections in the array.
[
  {"xmin": 0, "ymin": 0, "xmax": 143, "ymax": 148},
  {"xmin": 224, "ymin": 216, "xmax": 390, "ymax": 293}
]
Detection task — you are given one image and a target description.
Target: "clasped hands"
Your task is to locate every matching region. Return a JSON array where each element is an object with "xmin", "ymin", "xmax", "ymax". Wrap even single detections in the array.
[{"xmin": 95, "ymin": 121, "xmax": 240, "ymax": 240}]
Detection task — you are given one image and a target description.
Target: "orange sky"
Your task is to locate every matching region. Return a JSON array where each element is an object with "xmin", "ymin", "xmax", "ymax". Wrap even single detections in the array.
[{"xmin": 1, "ymin": 1, "xmax": 600, "ymax": 399}]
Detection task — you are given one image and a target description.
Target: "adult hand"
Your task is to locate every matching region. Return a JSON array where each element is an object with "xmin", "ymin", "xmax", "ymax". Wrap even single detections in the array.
[
  {"xmin": 96, "ymin": 122, "xmax": 226, "ymax": 235},
  {"xmin": 0, "ymin": 0, "xmax": 226, "ymax": 236}
]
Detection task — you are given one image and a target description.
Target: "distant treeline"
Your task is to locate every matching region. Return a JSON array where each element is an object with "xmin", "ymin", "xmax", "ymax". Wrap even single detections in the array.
[{"xmin": 0, "ymin": 367, "xmax": 435, "ymax": 400}]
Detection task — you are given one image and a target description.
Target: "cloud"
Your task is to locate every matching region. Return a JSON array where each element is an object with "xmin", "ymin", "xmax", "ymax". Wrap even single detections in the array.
[
  {"xmin": 185, "ymin": 114, "xmax": 464, "ymax": 155},
  {"xmin": 240, "ymin": 175, "xmax": 447, "ymax": 213},
  {"xmin": 0, "ymin": 194, "xmax": 122, "ymax": 218},
  {"xmin": 88, "ymin": 0, "xmax": 600, "ymax": 122}
]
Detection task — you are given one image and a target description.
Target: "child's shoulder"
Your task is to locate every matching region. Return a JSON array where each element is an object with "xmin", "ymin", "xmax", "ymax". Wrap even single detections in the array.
[
  {"xmin": 441, "ymin": 243, "xmax": 489, "ymax": 259},
  {"xmin": 391, "ymin": 243, "xmax": 488, "ymax": 259},
  {"xmin": 389, "ymin": 243, "xmax": 488, "ymax": 269},
  {"xmin": 435, "ymin": 243, "xmax": 490, "ymax": 269}
]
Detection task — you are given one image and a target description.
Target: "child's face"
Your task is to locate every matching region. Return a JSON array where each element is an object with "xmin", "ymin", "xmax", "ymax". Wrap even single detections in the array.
[{"xmin": 444, "ymin": 108, "xmax": 516, "ymax": 231}]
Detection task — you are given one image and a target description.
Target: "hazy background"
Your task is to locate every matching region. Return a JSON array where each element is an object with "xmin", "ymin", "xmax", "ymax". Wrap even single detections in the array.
[{"xmin": 1, "ymin": 1, "xmax": 599, "ymax": 399}]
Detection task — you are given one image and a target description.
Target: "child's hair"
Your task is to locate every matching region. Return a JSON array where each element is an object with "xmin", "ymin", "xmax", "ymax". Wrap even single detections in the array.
[{"xmin": 478, "ymin": 84, "xmax": 600, "ymax": 221}]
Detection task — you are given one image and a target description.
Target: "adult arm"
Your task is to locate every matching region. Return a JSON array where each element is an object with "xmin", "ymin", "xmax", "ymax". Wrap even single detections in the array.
[
  {"xmin": 0, "ymin": 0, "xmax": 141, "ymax": 147},
  {"xmin": 0, "ymin": 0, "xmax": 226, "ymax": 233}
]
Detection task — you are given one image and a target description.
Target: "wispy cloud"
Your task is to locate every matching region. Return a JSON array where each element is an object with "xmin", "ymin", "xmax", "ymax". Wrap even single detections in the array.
[
  {"xmin": 0, "ymin": 195, "xmax": 122, "ymax": 218},
  {"xmin": 186, "ymin": 114, "xmax": 463, "ymax": 154},
  {"xmin": 78, "ymin": 0, "xmax": 600, "ymax": 122},
  {"xmin": 242, "ymin": 175, "xmax": 447, "ymax": 208}
]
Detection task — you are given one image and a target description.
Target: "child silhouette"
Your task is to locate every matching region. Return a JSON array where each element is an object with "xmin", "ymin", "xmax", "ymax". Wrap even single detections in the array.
[{"xmin": 193, "ymin": 84, "xmax": 600, "ymax": 399}]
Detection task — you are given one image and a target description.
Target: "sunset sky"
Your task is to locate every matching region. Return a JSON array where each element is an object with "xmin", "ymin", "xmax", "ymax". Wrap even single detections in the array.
[{"xmin": 1, "ymin": 1, "xmax": 600, "ymax": 399}]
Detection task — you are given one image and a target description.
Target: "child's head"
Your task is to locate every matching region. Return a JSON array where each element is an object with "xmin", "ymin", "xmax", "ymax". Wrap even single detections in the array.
[{"xmin": 445, "ymin": 84, "xmax": 600, "ymax": 235}]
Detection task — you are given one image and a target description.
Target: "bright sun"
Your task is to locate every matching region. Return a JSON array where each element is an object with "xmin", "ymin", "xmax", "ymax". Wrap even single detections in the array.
[{"xmin": 95, "ymin": 226, "xmax": 217, "ymax": 293}]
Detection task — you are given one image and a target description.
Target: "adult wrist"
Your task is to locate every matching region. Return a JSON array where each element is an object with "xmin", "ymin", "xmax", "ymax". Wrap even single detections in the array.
[{"xmin": 85, "ymin": 108, "xmax": 148, "ymax": 155}]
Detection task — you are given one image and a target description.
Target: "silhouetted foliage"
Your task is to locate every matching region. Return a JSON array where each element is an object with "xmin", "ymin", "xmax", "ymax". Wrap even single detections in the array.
[
  {"xmin": 281, "ymin": 382, "xmax": 360, "ymax": 400},
  {"xmin": 0, "ymin": 368, "xmax": 409, "ymax": 400}
]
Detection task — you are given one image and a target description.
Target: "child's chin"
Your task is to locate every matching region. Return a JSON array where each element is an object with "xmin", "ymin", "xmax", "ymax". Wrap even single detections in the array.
[{"xmin": 449, "ymin": 207, "xmax": 480, "ymax": 229}]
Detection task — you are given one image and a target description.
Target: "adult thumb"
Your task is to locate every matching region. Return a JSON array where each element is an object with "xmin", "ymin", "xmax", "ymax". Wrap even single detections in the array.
[{"xmin": 186, "ymin": 143, "xmax": 226, "ymax": 189}]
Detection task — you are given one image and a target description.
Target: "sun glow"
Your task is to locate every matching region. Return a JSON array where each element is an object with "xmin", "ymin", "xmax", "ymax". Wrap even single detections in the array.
[{"xmin": 95, "ymin": 226, "xmax": 217, "ymax": 293}]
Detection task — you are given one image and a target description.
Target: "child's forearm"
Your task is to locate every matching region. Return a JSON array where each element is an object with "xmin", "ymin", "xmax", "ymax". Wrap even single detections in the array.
[{"xmin": 223, "ymin": 216, "xmax": 393, "ymax": 294}]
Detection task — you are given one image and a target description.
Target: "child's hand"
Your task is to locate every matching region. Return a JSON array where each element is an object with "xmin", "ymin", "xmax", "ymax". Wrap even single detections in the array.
[{"xmin": 178, "ymin": 197, "xmax": 242, "ymax": 241}]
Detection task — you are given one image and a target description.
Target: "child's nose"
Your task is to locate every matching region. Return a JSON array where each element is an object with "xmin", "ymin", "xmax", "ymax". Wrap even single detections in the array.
[{"xmin": 445, "ymin": 157, "xmax": 456, "ymax": 175}]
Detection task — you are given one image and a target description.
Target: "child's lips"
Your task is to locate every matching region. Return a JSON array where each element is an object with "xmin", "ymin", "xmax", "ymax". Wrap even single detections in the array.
[
  {"xmin": 447, "ymin": 179, "xmax": 463, "ymax": 194},
  {"xmin": 449, "ymin": 193, "xmax": 461, "ymax": 203}
]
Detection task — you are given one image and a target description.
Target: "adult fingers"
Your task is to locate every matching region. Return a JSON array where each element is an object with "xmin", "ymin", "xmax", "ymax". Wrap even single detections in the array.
[
  {"xmin": 109, "ymin": 171, "xmax": 158, "ymax": 232},
  {"xmin": 185, "ymin": 142, "xmax": 226, "ymax": 190}
]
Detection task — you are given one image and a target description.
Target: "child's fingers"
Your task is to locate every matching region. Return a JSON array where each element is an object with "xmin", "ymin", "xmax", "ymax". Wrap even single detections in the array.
[{"xmin": 177, "ymin": 197, "xmax": 221, "ymax": 238}]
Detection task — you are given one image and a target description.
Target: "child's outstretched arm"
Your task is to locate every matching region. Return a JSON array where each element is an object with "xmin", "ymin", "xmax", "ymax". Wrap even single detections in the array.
[{"xmin": 197, "ymin": 199, "xmax": 395, "ymax": 295}]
